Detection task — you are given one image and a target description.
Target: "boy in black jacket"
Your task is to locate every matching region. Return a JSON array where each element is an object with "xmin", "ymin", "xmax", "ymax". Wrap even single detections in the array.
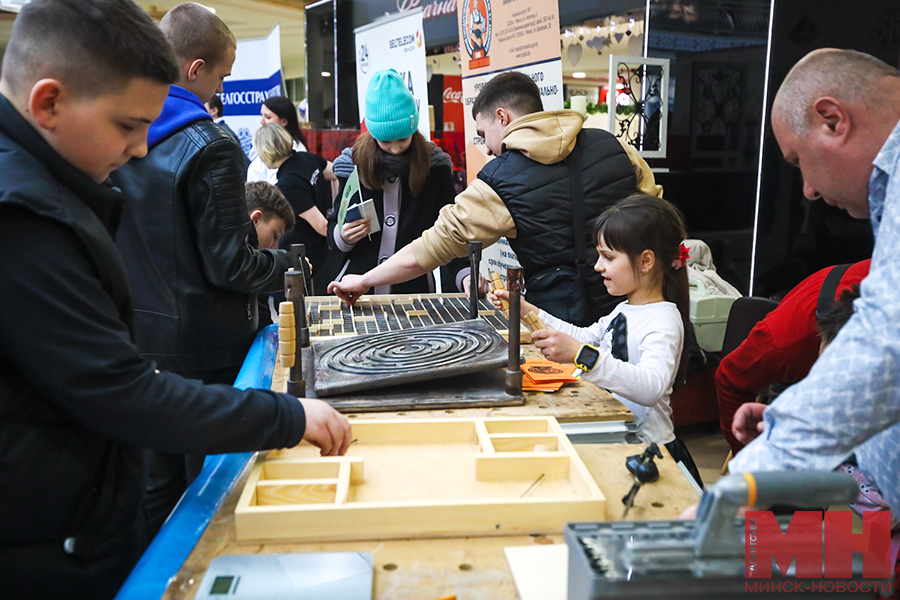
[
  {"xmin": 0, "ymin": 2, "xmax": 350, "ymax": 598},
  {"xmin": 112, "ymin": 2, "xmax": 302, "ymax": 535}
]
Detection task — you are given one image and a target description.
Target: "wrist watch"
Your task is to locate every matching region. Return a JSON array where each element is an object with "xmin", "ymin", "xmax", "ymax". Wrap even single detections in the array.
[{"xmin": 573, "ymin": 344, "xmax": 601, "ymax": 377}]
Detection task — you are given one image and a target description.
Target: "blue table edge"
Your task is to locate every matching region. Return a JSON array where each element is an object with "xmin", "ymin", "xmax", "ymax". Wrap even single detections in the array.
[{"xmin": 116, "ymin": 324, "xmax": 279, "ymax": 600}]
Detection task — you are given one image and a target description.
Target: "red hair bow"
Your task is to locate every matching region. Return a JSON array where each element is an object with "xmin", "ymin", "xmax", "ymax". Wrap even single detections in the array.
[{"xmin": 673, "ymin": 243, "xmax": 690, "ymax": 270}]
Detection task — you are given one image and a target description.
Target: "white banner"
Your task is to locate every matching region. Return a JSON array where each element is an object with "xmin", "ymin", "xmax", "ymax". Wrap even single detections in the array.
[
  {"xmin": 457, "ymin": 0, "xmax": 564, "ymax": 281},
  {"xmin": 221, "ymin": 24, "xmax": 283, "ymax": 157},
  {"xmin": 355, "ymin": 9, "xmax": 431, "ymax": 139}
]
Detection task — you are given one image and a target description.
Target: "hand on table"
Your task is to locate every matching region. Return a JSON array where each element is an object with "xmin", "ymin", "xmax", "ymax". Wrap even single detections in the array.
[
  {"xmin": 298, "ymin": 398, "xmax": 352, "ymax": 456},
  {"xmin": 327, "ymin": 274, "xmax": 370, "ymax": 306},
  {"xmin": 531, "ymin": 328, "xmax": 581, "ymax": 364},
  {"xmin": 340, "ymin": 218, "xmax": 371, "ymax": 245},
  {"xmin": 732, "ymin": 403, "xmax": 767, "ymax": 445}
]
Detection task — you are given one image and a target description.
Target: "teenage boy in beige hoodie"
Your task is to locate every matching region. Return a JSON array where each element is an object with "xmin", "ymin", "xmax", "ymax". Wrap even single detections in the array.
[{"xmin": 329, "ymin": 72, "xmax": 662, "ymax": 325}]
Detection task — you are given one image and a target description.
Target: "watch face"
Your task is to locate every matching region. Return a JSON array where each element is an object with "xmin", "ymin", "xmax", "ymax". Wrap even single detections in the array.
[{"xmin": 578, "ymin": 345, "xmax": 600, "ymax": 370}]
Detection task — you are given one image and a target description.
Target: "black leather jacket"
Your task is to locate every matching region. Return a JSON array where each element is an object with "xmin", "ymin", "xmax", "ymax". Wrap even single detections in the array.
[{"xmin": 113, "ymin": 120, "xmax": 295, "ymax": 374}]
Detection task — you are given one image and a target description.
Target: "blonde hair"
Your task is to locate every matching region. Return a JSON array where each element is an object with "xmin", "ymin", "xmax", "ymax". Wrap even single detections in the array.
[{"xmin": 253, "ymin": 123, "xmax": 293, "ymax": 167}]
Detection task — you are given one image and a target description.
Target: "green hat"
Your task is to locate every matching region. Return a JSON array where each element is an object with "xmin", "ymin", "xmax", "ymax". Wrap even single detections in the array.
[{"xmin": 365, "ymin": 69, "xmax": 419, "ymax": 142}]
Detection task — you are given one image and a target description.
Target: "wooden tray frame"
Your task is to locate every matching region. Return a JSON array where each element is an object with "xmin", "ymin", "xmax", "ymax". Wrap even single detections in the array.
[{"xmin": 234, "ymin": 417, "xmax": 606, "ymax": 542}]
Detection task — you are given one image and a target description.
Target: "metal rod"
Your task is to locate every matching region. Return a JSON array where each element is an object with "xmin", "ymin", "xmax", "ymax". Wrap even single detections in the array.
[
  {"xmin": 505, "ymin": 267, "xmax": 523, "ymax": 396},
  {"xmin": 285, "ymin": 269, "xmax": 307, "ymax": 396},
  {"xmin": 520, "ymin": 473, "xmax": 545, "ymax": 498},
  {"xmin": 291, "ymin": 243, "xmax": 313, "ymax": 297},
  {"xmin": 468, "ymin": 241, "xmax": 482, "ymax": 320}
]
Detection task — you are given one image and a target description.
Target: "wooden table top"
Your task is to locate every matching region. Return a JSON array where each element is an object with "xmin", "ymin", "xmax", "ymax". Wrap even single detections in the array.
[{"xmin": 162, "ymin": 443, "xmax": 701, "ymax": 600}]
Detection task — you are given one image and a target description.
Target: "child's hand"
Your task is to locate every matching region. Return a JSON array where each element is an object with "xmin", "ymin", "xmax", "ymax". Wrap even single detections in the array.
[
  {"xmin": 462, "ymin": 273, "xmax": 491, "ymax": 297},
  {"xmin": 489, "ymin": 289, "xmax": 537, "ymax": 317},
  {"xmin": 732, "ymin": 403, "xmax": 767, "ymax": 444},
  {"xmin": 531, "ymin": 329, "xmax": 581, "ymax": 363},
  {"xmin": 341, "ymin": 218, "xmax": 371, "ymax": 245},
  {"xmin": 487, "ymin": 289, "xmax": 505, "ymax": 311}
]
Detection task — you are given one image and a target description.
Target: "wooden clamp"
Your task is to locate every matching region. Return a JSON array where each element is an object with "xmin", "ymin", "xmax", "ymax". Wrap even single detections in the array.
[
  {"xmin": 490, "ymin": 271, "xmax": 546, "ymax": 332},
  {"xmin": 488, "ymin": 272, "xmax": 510, "ymax": 317},
  {"xmin": 522, "ymin": 311, "xmax": 548, "ymax": 333},
  {"xmin": 278, "ymin": 301, "xmax": 296, "ymax": 368}
]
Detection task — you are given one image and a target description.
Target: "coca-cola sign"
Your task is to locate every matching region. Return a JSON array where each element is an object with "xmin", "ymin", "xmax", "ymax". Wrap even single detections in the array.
[
  {"xmin": 396, "ymin": 0, "xmax": 457, "ymax": 21},
  {"xmin": 443, "ymin": 87, "xmax": 463, "ymax": 104}
]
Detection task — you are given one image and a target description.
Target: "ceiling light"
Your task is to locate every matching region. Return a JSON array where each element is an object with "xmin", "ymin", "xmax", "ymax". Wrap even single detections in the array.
[
  {"xmin": 572, "ymin": 72, "xmax": 586, "ymax": 79},
  {"xmin": 321, "ymin": 71, "xmax": 332, "ymax": 77}
]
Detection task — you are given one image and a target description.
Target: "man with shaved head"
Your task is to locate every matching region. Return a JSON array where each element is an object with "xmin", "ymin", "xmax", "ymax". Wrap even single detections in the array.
[{"xmin": 728, "ymin": 49, "xmax": 900, "ymax": 517}]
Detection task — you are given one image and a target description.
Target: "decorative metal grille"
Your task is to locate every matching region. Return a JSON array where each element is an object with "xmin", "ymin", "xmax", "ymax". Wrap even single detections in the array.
[
  {"xmin": 692, "ymin": 63, "xmax": 743, "ymax": 157},
  {"xmin": 608, "ymin": 55, "xmax": 670, "ymax": 159}
]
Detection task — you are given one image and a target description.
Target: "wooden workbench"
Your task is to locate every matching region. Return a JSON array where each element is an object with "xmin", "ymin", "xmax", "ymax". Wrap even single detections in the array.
[
  {"xmin": 162, "ymin": 443, "xmax": 700, "ymax": 600},
  {"xmin": 271, "ymin": 345, "xmax": 633, "ymax": 424}
]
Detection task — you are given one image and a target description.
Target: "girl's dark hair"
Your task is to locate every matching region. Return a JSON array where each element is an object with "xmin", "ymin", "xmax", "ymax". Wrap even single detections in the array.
[
  {"xmin": 817, "ymin": 284, "xmax": 861, "ymax": 347},
  {"xmin": 352, "ymin": 130, "xmax": 432, "ymax": 196},
  {"xmin": 262, "ymin": 96, "xmax": 308, "ymax": 150},
  {"xmin": 593, "ymin": 193, "xmax": 693, "ymax": 384}
]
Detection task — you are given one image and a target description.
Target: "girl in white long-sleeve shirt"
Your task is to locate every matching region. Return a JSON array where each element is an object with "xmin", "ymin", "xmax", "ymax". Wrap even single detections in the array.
[{"xmin": 492, "ymin": 193, "xmax": 702, "ymax": 485}]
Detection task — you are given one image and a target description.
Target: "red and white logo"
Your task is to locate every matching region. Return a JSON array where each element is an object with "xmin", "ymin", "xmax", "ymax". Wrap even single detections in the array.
[
  {"xmin": 746, "ymin": 510, "xmax": 891, "ymax": 583},
  {"xmin": 443, "ymin": 87, "xmax": 462, "ymax": 103}
]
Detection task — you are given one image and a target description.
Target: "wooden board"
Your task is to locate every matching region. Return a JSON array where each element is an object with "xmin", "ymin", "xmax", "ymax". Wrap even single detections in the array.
[
  {"xmin": 303, "ymin": 293, "xmax": 532, "ymax": 343},
  {"xmin": 234, "ymin": 417, "xmax": 606, "ymax": 543},
  {"xmin": 162, "ymin": 443, "xmax": 696, "ymax": 600},
  {"xmin": 576, "ymin": 444, "xmax": 702, "ymax": 521}
]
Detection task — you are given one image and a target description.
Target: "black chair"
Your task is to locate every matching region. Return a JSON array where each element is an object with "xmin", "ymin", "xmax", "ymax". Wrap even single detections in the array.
[
  {"xmin": 720, "ymin": 296, "xmax": 780, "ymax": 358},
  {"xmin": 719, "ymin": 296, "xmax": 779, "ymax": 474}
]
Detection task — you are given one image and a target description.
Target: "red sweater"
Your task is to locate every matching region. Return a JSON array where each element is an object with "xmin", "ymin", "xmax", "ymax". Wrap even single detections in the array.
[{"xmin": 716, "ymin": 260, "xmax": 871, "ymax": 454}]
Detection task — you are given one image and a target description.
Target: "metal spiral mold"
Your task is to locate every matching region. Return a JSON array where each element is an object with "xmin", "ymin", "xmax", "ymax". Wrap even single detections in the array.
[{"xmin": 317, "ymin": 327, "xmax": 502, "ymax": 376}]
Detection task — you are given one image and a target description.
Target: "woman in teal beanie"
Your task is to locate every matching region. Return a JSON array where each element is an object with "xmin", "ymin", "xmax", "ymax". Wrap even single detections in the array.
[{"xmin": 327, "ymin": 69, "xmax": 467, "ymax": 294}]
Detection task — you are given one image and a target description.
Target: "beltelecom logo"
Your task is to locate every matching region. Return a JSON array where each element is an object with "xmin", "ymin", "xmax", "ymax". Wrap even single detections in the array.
[{"xmin": 745, "ymin": 510, "xmax": 892, "ymax": 593}]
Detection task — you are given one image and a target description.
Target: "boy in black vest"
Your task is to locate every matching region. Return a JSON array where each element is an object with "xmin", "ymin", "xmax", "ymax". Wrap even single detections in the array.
[
  {"xmin": 0, "ymin": 2, "xmax": 350, "ymax": 598},
  {"xmin": 330, "ymin": 72, "xmax": 662, "ymax": 325}
]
